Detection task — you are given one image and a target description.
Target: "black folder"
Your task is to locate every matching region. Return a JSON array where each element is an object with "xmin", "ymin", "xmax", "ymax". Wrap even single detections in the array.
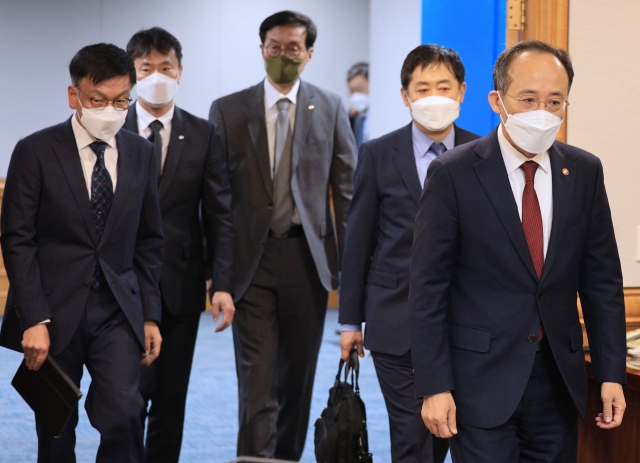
[{"xmin": 11, "ymin": 356, "xmax": 82, "ymax": 438}]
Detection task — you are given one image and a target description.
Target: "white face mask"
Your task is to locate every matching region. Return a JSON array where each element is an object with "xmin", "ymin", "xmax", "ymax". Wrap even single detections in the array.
[
  {"xmin": 498, "ymin": 93, "xmax": 563, "ymax": 154},
  {"xmin": 136, "ymin": 72, "xmax": 178, "ymax": 108},
  {"xmin": 76, "ymin": 92, "xmax": 127, "ymax": 140},
  {"xmin": 348, "ymin": 92, "xmax": 369, "ymax": 113},
  {"xmin": 409, "ymin": 95, "xmax": 460, "ymax": 131}
]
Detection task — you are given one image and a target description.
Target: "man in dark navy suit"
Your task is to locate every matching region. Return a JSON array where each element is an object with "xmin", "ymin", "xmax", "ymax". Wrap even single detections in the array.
[
  {"xmin": 339, "ymin": 45, "xmax": 479, "ymax": 463},
  {"xmin": 0, "ymin": 44, "xmax": 164, "ymax": 463},
  {"xmin": 409, "ymin": 40, "xmax": 627, "ymax": 462},
  {"xmin": 123, "ymin": 27, "xmax": 235, "ymax": 463}
]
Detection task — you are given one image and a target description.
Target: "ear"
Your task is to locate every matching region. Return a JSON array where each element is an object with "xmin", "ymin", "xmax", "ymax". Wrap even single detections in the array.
[
  {"xmin": 488, "ymin": 90, "xmax": 502, "ymax": 115},
  {"xmin": 177, "ymin": 64, "xmax": 183, "ymax": 85},
  {"xmin": 68, "ymin": 85, "xmax": 79, "ymax": 110},
  {"xmin": 458, "ymin": 82, "xmax": 467, "ymax": 104},
  {"xmin": 306, "ymin": 47, "xmax": 314, "ymax": 62},
  {"xmin": 401, "ymin": 87, "xmax": 411, "ymax": 108}
]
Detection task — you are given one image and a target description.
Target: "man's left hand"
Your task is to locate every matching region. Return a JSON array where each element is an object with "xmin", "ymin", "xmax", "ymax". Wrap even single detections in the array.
[
  {"xmin": 142, "ymin": 321, "xmax": 162, "ymax": 366},
  {"xmin": 211, "ymin": 291, "xmax": 235, "ymax": 332},
  {"xmin": 596, "ymin": 382, "xmax": 625, "ymax": 429}
]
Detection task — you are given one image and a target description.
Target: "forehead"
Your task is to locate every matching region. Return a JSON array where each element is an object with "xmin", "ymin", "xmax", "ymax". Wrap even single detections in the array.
[
  {"xmin": 506, "ymin": 51, "xmax": 569, "ymax": 92},
  {"xmin": 265, "ymin": 25, "xmax": 307, "ymax": 44},
  {"xmin": 348, "ymin": 74, "xmax": 368, "ymax": 88},
  {"xmin": 409, "ymin": 62, "xmax": 458, "ymax": 85},
  {"xmin": 80, "ymin": 75, "xmax": 132, "ymax": 94},
  {"xmin": 135, "ymin": 48, "xmax": 179, "ymax": 65}
]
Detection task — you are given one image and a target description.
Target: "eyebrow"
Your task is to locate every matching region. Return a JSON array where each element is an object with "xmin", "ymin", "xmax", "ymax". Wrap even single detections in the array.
[
  {"xmin": 90, "ymin": 89, "xmax": 130, "ymax": 98},
  {"xmin": 415, "ymin": 79, "xmax": 453, "ymax": 86},
  {"xmin": 139, "ymin": 59, "xmax": 173, "ymax": 66},
  {"xmin": 518, "ymin": 89, "xmax": 566, "ymax": 97}
]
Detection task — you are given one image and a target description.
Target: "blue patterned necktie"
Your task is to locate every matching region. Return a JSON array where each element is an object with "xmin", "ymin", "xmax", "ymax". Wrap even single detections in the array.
[
  {"xmin": 89, "ymin": 141, "xmax": 114, "ymax": 290},
  {"xmin": 429, "ymin": 142, "xmax": 446, "ymax": 158}
]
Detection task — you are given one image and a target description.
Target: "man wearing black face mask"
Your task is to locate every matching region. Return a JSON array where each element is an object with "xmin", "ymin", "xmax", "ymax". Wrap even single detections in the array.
[{"xmin": 209, "ymin": 10, "xmax": 356, "ymax": 460}]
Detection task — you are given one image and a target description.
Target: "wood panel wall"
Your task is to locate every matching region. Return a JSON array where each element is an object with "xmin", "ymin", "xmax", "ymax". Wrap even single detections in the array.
[{"xmin": 505, "ymin": 0, "xmax": 570, "ymax": 142}]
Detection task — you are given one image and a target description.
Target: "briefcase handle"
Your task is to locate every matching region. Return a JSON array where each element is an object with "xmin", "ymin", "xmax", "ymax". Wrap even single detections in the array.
[{"xmin": 335, "ymin": 347, "xmax": 360, "ymax": 392}]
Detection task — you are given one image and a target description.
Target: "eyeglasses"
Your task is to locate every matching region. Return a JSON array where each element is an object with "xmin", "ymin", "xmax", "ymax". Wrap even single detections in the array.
[
  {"xmin": 502, "ymin": 92, "xmax": 569, "ymax": 114},
  {"xmin": 264, "ymin": 44, "xmax": 305, "ymax": 60},
  {"xmin": 75, "ymin": 87, "xmax": 131, "ymax": 111}
]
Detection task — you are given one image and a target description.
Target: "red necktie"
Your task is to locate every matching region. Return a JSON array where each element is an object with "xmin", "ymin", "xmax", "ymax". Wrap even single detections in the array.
[{"xmin": 521, "ymin": 161, "xmax": 545, "ymax": 340}]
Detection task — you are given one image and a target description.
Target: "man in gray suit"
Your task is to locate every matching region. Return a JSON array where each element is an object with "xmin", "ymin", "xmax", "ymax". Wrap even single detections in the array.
[{"xmin": 209, "ymin": 10, "xmax": 356, "ymax": 460}]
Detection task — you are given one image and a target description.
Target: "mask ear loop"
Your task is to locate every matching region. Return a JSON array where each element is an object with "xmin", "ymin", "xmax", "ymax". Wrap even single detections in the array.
[{"xmin": 497, "ymin": 91, "xmax": 510, "ymax": 126}]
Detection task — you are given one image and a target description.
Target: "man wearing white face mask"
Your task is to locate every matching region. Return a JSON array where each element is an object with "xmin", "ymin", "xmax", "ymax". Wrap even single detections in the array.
[
  {"xmin": 339, "ymin": 44, "xmax": 479, "ymax": 463},
  {"xmin": 123, "ymin": 28, "xmax": 235, "ymax": 463},
  {"xmin": 410, "ymin": 40, "xmax": 627, "ymax": 463},
  {"xmin": 347, "ymin": 62, "xmax": 370, "ymax": 149},
  {"xmin": 0, "ymin": 43, "xmax": 164, "ymax": 463}
]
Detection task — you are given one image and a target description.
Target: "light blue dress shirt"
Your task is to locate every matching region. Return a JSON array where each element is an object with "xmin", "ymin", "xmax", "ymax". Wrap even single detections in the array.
[{"xmin": 341, "ymin": 124, "xmax": 456, "ymax": 333}]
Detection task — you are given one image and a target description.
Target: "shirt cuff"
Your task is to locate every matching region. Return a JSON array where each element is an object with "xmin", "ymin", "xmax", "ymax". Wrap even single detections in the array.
[
  {"xmin": 38, "ymin": 320, "xmax": 51, "ymax": 325},
  {"xmin": 341, "ymin": 324, "xmax": 362, "ymax": 332}
]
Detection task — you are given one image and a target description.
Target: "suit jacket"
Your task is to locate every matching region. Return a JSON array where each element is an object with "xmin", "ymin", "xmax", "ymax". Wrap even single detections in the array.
[
  {"xmin": 409, "ymin": 128, "xmax": 627, "ymax": 428},
  {"xmin": 209, "ymin": 80, "xmax": 356, "ymax": 300},
  {"xmin": 0, "ymin": 118, "xmax": 164, "ymax": 356},
  {"xmin": 123, "ymin": 104, "xmax": 234, "ymax": 316},
  {"xmin": 339, "ymin": 123, "xmax": 479, "ymax": 355}
]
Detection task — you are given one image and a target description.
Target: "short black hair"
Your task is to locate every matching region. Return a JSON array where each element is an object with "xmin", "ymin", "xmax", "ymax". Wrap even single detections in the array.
[
  {"xmin": 69, "ymin": 43, "xmax": 136, "ymax": 87},
  {"xmin": 401, "ymin": 44, "xmax": 465, "ymax": 90},
  {"xmin": 260, "ymin": 11, "xmax": 317, "ymax": 50},
  {"xmin": 493, "ymin": 40, "xmax": 574, "ymax": 92},
  {"xmin": 347, "ymin": 62, "xmax": 368, "ymax": 82},
  {"xmin": 126, "ymin": 27, "xmax": 183, "ymax": 65}
]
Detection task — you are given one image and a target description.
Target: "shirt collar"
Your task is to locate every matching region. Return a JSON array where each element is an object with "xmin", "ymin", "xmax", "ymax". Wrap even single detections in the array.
[
  {"xmin": 264, "ymin": 77, "xmax": 300, "ymax": 108},
  {"xmin": 136, "ymin": 100, "xmax": 174, "ymax": 130},
  {"xmin": 411, "ymin": 122, "xmax": 456, "ymax": 158},
  {"xmin": 497, "ymin": 125, "xmax": 550, "ymax": 175},
  {"xmin": 71, "ymin": 112, "xmax": 117, "ymax": 151}
]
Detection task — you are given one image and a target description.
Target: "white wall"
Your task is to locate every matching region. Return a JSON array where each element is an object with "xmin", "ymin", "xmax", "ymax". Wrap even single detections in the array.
[
  {"xmin": 0, "ymin": 0, "xmax": 369, "ymax": 175},
  {"xmin": 568, "ymin": 1, "xmax": 640, "ymax": 286},
  {"xmin": 368, "ymin": 0, "xmax": 422, "ymax": 139}
]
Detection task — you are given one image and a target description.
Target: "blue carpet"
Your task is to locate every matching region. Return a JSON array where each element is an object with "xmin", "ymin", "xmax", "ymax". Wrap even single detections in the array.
[{"xmin": 0, "ymin": 311, "xmax": 452, "ymax": 463}]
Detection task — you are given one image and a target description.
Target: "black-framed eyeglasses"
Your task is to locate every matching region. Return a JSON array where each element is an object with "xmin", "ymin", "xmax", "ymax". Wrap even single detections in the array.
[
  {"xmin": 503, "ymin": 91, "xmax": 569, "ymax": 114},
  {"xmin": 75, "ymin": 87, "xmax": 131, "ymax": 111},
  {"xmin": 264, "ymin": 44, "xmax": 305, "ymax": 60}
]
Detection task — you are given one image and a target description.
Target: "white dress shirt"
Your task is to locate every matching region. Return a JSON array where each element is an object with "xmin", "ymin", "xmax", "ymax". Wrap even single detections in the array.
[
  {"xmin": 264, "ymin": 77, "xmax": 301, "ymax": 224},
  {"xmin": 71, "ymin": 113, "xmax": 118, "ymax": 198},
  {"xmin": 412, "ymin": 122, "xmax": 456, "ymax": 188},
  {"xmin": 497, "ymin": 126, "xmax": 553, "ymax": 257},
  {"xmin": 136, "ymin": 100, "xmax": 174, "ymax": 170}
]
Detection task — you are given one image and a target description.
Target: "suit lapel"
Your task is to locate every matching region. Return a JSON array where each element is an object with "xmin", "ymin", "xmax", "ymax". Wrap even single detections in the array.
[
  {"xmin": 99, "ymin": 130, "xmax": 133, "ymax": 243},
  {"xmin": 53, "ymin": 118, "xmax": 97, "ymax": 245},
  {"xmin": 244, "ymin": 83, "xmax": 273, "ymax": 198},
  {"xmin": 473, "ymin": 130, "xmax": 539, "ymax": 281},
  {"xmin": 540, "ymin": 145, "xmax": 576, "ymax": 284},
  {"xmin": 291, "ymin": 81, "xmax": 314, "ymax": 175},
  {"xmin": 158, "ymin": 106, "xmax": 187, "ymax": 200},
  {"xmin": 123, "ymin": 104, "xmax": 138, "ymax": 133},
  {"xmin": 392, "ymin": 124, "xmax": 422, "ymax": 204}
]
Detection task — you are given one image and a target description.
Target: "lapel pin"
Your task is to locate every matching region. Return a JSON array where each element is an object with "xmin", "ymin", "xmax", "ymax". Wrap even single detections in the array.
[
  {"xmin": 308, "ymin": 104, "xmax": 315, "ymax": 110},
  {"xmin": 178, "ymin": 135, "xmax": 185, "ymax": 140},
  {"xmin": 562, "ymin": 168, "xmax": 569, "ymax": 176}
]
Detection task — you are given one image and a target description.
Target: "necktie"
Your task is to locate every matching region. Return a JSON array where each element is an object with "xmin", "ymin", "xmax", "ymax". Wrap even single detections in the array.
[
  {"xmin": 521, "ymin": 161, "xmax": 544, "ymax": 279},
  {"xmin": 521, "ymin": 161, "xmax": 545, "ymax": 341},
  {"xmin": 89, "ymin": 141, "xmax": 114, "ymax": 290},
  {"xmin": 148, "ymin": 120, "xmax": 163, "ymax": 180},
  {"xmin": 270, "ymin": 99, "xmax": 294, "ymax": 237},
  {"xmin": 429, "ymin": 142, "xmax": 446, "ymax": 158}
]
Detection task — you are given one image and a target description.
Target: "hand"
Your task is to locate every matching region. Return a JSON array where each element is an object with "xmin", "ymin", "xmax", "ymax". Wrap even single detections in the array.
[
  {"xmin": 142, "ymin": 321, "xmax": 162, "ymax": 366},
  {"xmin": 422, "ymin": 392, "xmax": 458, "ymax": 438},
  {"xmin": 596, "ymin": 382, "xmax": 625, "ymax": 429},
  {"xmin": 211, "ymin": 291, "xmax": 235, "ymax": 333},
  {"xmin": 22, "ymin": 324, "xmax": 50, "ymax": 371},
  {"xmin": 339, "ymin": 331, "xmax": 364, "ymax": 360}
]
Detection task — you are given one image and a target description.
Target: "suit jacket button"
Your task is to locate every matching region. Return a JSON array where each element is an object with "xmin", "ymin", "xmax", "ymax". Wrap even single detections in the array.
[
  {"xmin": 528, "ymin": 334, "xmax": 537, "ymax": 343},
  {"xmin": 537, "ymin": 292, "xmax": 543, "ymax": 301},
  {"xmin": 82, "ymin": 282, "xmax": 89, "ymax": 288},
  {"xmin": 267, "ymin": 203, "xmax": 273, "ymax": 210}
]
